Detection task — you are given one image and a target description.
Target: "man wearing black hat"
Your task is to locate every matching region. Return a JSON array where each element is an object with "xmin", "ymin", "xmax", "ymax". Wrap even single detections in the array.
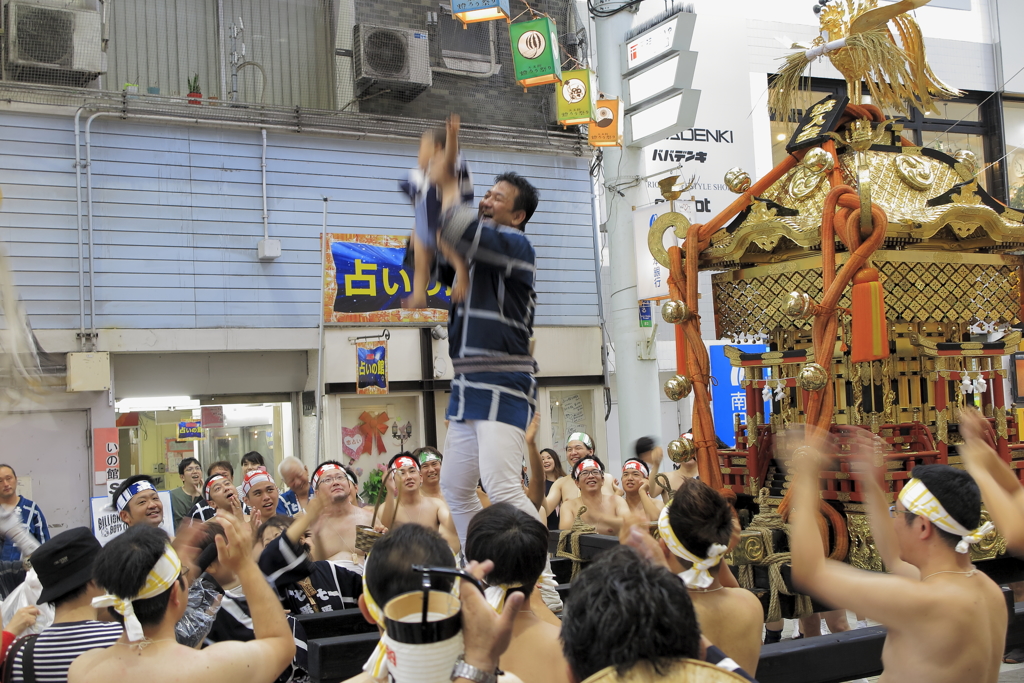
[{"xmin": 6, "ymin": 528, "xmax": 122, "ymax": 683}]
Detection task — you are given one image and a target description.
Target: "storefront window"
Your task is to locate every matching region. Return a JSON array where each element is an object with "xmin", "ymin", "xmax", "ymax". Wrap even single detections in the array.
[
  {"xmin": 114, "ymin": 398, "xmax": 293, "ymax": 489},
  {"xmin": 1003, "ymin": 101, "xmax": 1024, "ymax": 209}
]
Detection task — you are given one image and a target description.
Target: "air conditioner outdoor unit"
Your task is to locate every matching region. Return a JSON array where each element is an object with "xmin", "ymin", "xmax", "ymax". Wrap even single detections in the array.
[
  {"xmin": 7, "ymin": 1, "xmax": 103, "ymax": 84},
  {"xmin": 352, "ymin": 24, "xmax": 431, "ymax": 102}
]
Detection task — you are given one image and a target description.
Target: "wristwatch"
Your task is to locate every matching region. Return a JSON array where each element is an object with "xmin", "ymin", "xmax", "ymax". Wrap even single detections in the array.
[{"xmin": 450, "ymin": 655, "xmax": 498, "ymax": 683}]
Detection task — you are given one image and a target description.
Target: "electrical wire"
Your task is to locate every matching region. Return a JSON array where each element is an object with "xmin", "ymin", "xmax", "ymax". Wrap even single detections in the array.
[{"xmin": 588, "ymin": 0, "xmax": 643, "ymax": 19}]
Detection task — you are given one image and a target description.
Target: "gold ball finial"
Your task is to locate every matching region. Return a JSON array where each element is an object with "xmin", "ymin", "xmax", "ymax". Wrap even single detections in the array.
[
  {"xmin": 661, "ymin": 299, "xmax": 693, "ymax": 324},
  {"xmin": 667, "ymin": 438, "xmax": 695, "ymax": 463},
  {"xmin": 798, "ymin": 363, "xmax": 829, "ymax": 392},
  {"xmin": 801, "ymin": 147, "xmax": 834, "ymax": 174},
  {"xmin": 724, "ymin": 168, "xmax": 751, "ymax": 194},
  {"xmin": 664, "ymin": 375, "xmax": 693, "ymax": 401},
  {"xmin": 783, "ymin": 291, "xmax": 813, "ymax": 319}
]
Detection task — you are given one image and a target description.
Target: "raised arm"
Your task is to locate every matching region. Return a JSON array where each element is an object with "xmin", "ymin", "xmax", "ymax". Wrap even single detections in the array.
[
  {"xmin": 379, "ymin": 470, "xmax": 400, "ymax": 529},
  {"xmin": 204, "ymin": 514, "xmax": 296, "ymax": 682},
  {"xmin": 642, "ymin": 447, "xmax": 668, "ymax": 499},
  {"xmin": 544, "ymin": 478, "xmax": 569, "ymax": 517},
  {"xmin": 788, "ymin": 429, "xmax": 932, "ymax": 625},
  {"xmin": 960, "ymin": 408, "xmax": 1024, "ymax": 553},
  {"xmin": 525, "ymin": 414, "xmax": 545, "ymax": 510},
  {"xmin": 637, "ymin": 482, "xmax": 664, "ymax": 522},
  {"xmin": 841, "ymin": 427, "xmax": 919, "ymax": 578}
]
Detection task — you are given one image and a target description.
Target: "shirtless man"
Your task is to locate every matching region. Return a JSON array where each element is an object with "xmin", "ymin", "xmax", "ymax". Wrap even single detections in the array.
[
  {"xmin": 413, "ymin": 447, "xmax": 444, "ymax": 499},
  {"xmin": 543, "ymin": 433, "xmax": 617, "ymax": 516},
  {"xmin": 657, "ymin": 478, "xmax": 762, "ymax": 673},
  {"xmin": 789, "ymin": 427, "xmax": 1006, "ymax": 683},
  {"xmin": 381, "ymin": 452, "xmax": 460, "ymax": 553},
  {"xmin": 639, "ymin": 436, "xmax": 699, "ymax": 502},
  {"xmin": 307, "ymin": 461, "xmax": 374, "ymax": 573},
  {"xmin": 559, "ymin": 457, "xmax": 630, "ymax": 536},
  {"xmin": 465, "ymin": 503, "xmax": 569, "ymax": 683},
  {"xmin": 69, "ymin": 515, "xmax": 295, "ymax": 683},
  {"xmin": 620, "ymin": 458, "xmax": 662, "ymax": 522}
]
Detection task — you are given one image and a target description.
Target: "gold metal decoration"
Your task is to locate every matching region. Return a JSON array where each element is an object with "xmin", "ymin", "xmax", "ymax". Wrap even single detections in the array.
[
  {"xmin": 953, "ymin": 149, "xmax": 978, "ymax": 179},
  {"xmin": 667, "ymin": 438, "xmax": 695, "ymax": 463},
  {"xmin": 968, "ymin": 509, "xmax": 1007, "ymax": 561},
  {"xmin": 783, "ymin": 291, "xmax": 814, "ymax": 319},
  {"xmin": 648, "ymin": 212, "xmax": 690, "ymax": 269},
  {"xmin": 661, "ymin": 299, "xmax": 693, "ymax": 324},
  {"xmin": 657, "ymin": 175, "xmax": 697, "ymax": 201},
  {"xmin": 787, "ymin": 166, "xmax": 827, "ymax": 199},
  {"xmin": 893, "ymin": 154, "xmax": 935, "ymax": 191},
  {"xmin": 798, "ymin": 363, "xmax": 829, "ymax": 392},
  {"xmin": 664, "ymin": 375, "xmax": 693, "ymax": 401},
  {"xmin": 724, "ymin": 167, "xmax": 752, "ymax": 194},
  {"xmin": 728, "ymin": 530, "xmax": 767, "ymax": 565},
  {"xmin": 846, "ymin": 514, "xmax": 884, "ymax": 572},
  {"xmin": 801, "ymin": 147, "xmax": 835, "ymax": 174}
]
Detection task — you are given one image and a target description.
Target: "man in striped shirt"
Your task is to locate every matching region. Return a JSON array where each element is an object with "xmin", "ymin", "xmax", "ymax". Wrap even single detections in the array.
[
  {"xmin": 8, "ymin": 528, "xmax": 122, "ymax": 683},
  {"xmin": 436, "ymin": 172, "xmax": 542, "ymax": 546}
]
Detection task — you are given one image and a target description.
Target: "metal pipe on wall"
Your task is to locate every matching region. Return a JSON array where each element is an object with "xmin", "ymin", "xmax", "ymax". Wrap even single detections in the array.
[
  {"xmin": 84, "ymin": 112, "xmax": 106, "ymax": 335},
  {"xmin": 315, "ymin": 198, "xmax": 328, "ymax": 464},
  {"xmin": 73, "ymin": 108, "xmax": 88, "ymax": 338},
  {"xmin": 261, "ymin": 128, "xmax": 269, "ymax": 241}
]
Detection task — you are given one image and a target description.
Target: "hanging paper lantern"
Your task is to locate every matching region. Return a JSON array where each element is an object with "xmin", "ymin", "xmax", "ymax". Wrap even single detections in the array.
[
  {"xmin": 509, "ymin": 16, "xmax": 561, "ymax": 89},
  {"xmin": 451, "ymin": 0, "xmax": 510, "ymax": 26},
  {"xmin": 588, "ymin": 98, "xmax": 623, "ymax": 147},
  {"xmin": 555, "ymin": 68, "xmax": 597, "ymax": 127}
]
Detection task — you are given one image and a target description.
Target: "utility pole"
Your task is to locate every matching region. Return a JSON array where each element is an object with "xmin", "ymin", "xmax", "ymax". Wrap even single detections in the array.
[{"xmin": 592, "ymin": 2, "xmax": 663, "ymax": 461}]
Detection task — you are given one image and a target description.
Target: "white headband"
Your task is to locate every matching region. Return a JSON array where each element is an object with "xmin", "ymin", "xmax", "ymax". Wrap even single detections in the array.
[
  {"xmin": 93, "ymin": 544, "xmax": 182, "ymax": 642},
  {"xmin": 899, "ymin": 478, "xmax": 994, "ymax": 554},
  {"xmin": 116, "ymin": 481, "xmax": 156, "ymax": 512},
  {"xmin": 658, "ymin": 505, "xmax": 728, "ymax": 589},
  {"xmin": 567, "ymin": 432, "xmax": 593, "ymax": 449}
]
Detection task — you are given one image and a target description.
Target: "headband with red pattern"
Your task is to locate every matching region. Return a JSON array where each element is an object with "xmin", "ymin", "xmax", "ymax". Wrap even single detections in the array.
[
  {"xmin": 204, "ymin": 474, "xmax": 228, "ymax": 500},
  {"xmin": 391, "ymin": 456, "xmax": 419, "ymax": 471},
  {"xmin": 573, "ymin": 458, "xmax": 603, "ymax": 480},
  {"xmin": 241, "ymin": 467, "xmax": 273, "ymax": 497},
  {"xmin": 622, "ymin": 460, "xmax": 650, "ymax": 477},
  {"xmin": 312, "ymin": 463, "xmax": 344, "ymax": 489}
]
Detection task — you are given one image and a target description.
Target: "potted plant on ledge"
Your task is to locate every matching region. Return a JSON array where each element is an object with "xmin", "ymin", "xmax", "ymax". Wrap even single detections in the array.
[{"xmin": 187, "ymin": 74, "xmax": 201, "ymax": 104}]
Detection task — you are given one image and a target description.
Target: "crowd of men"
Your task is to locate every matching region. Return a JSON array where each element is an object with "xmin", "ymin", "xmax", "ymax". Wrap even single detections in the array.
[{"xmin": 0, "ymin": 161, "xmax": 1021, "ymax": 683}]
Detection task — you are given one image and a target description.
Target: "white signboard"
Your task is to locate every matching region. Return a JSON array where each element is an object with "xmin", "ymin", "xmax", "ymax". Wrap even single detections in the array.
[
  {"xmin": 624, "ymin": 15, "xmax": 683, "ymax": 74},
  {"xmin": 90, "ymin": 479, "xmax": 174, "ymax": 546},
  {"xmin": 632, "ymin": 201, "xmax": 694, "ymax": 301}
]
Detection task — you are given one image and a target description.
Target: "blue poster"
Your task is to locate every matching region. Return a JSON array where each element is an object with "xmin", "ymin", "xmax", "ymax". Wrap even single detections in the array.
[
  {"xmin": 331, "ymin": 239, "xmax": 451, "ymax": 313},
  {"xmin": 357, "ymin": 344, "xmax": 388, "ymax": 391},
  {"xmin": 708, "ymin": 344, "xmax": 769, "ymax": 448}
]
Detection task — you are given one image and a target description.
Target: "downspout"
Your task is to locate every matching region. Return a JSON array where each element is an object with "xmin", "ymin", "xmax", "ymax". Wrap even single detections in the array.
[
  {"xmin": 315, "ymin": 198, "xmax": 328, "ymax": 464},
  {"xmin": 261, "ymin": 129, "xmax": 269, "ymax": 241},
  {"xmin": 73, "ymin": 108, "xmax": 87, "ymax": 342},
  {"xmin": 84, "ymin": 112, "xmax": 106, "ymax": 336}
]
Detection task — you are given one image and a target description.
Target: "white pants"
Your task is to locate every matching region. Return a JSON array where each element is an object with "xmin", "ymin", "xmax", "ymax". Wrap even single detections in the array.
[
  {"xmin": 441, "ymin": 419, "xmax": 562, "ymax": 612},
  {"xmin": 442, "ymin": 419, "xmax": 542, "ymax": 545}
]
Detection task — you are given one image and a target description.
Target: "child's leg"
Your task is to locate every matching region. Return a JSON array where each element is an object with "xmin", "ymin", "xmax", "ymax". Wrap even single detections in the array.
[
  {"xmin": 405, "ymin": 233, "xmax": 432, "ymax": 308},
  {"xmin": 437, "ymin": 240, "xmax": 469, "ymax": 303}
]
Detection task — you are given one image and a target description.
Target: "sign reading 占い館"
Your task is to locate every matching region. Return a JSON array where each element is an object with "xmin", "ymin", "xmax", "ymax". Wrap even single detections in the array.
[
  {"xmin": 324, "ymin": 234, "xmax": 451, "ymax": 324},
  {"xmin": 356, "ymin": 340, "xmax": 389, "ymax": 395}
]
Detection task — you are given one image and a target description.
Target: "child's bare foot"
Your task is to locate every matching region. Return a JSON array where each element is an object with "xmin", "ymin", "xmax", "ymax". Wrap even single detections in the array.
[
  {"xmin": 403, "ymin": 291, "xmax": 428, "ymax": 309},
  {"xmin": 451, "ymin": 279, "xmax": 469, "ymax": 303}
]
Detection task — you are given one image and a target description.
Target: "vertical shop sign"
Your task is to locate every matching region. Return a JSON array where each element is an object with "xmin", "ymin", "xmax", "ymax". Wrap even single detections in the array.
[
  {"xmin": 357, "ymin": 340, "xmax": 389, "ymax": 395},
  {"xmin": 92, "ymin": 427, "xmax": 120, "ymax": 486},
  {"xmin": 201, "ymin": 405, "xmax": 225, "ymax": 429},
  {"xmin": 639, "ymin": 300, "xmax": 653, "ymax": 328}
]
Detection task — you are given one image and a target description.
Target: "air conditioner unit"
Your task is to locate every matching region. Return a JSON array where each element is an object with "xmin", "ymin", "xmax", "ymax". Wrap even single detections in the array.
[
  {"xmin": 352, "ymin": 24, "xmax": 431, "ymax": 102},
  {"xmin": 7, "ymin": 1, "xmax": 103, "ymax": 84}
]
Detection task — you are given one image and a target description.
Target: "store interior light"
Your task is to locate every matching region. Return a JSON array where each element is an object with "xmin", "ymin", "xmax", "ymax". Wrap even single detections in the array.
[
  {"xmin": 776, "ymin": 133, "xmax": 787, "ymax": 141},
  {"xmin": 115, "ymin": 396, "xmax": 200, "ymax": 413}
]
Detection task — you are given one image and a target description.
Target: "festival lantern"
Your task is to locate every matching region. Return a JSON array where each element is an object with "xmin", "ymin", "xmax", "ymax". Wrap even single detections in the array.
[
  {"xmin": 588, "ymin": 98, "xmax": 623, "ymax": 147},
  {"xmin": 451, "ymin": 0, "xmax": 510, "ymax": 26},
  {"xmin": 555, "ymin": 68, "xmax": 597, "ymax": 127},
  {"xmin": 509, "ymin": 16, "xmax": 561, "ymax": 89}
]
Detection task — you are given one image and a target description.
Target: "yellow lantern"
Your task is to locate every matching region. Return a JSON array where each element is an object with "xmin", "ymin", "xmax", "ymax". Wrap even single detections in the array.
[
  {"xmin": 555, "ymin": 68, "xmax": 597, "ymax": 127},
  {"xmin": 588, "ymin": 98, "xmax": 623, "ymax": 147}
]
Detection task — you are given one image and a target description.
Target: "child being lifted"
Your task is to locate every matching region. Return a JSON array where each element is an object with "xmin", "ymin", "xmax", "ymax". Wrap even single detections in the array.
[{"xmin": 400, "ymin": 113, "xmax": 473, "ymax": 308}]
